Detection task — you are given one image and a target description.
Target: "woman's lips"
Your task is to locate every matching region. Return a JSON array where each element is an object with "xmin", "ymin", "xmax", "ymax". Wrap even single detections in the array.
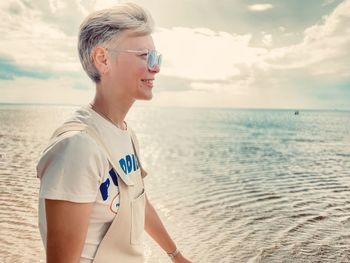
[{"xmin": 141, "ymin": 79, "xmax": 154, "ymax": 87}]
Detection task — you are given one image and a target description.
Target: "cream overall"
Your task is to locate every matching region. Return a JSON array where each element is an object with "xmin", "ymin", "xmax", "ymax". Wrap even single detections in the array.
[{"xmin": 50, "ymin": 121, "xmax": 147, "ymax": 263}]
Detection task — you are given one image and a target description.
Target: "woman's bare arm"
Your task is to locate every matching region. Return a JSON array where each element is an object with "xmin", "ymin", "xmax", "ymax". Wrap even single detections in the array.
[
  {"xmin": 45, "ymin": 199, "xmax": 93, "ymax": 263},
  {"xmin": 144, "ymin": 194, "xmax": 192, "ymax": 262}
]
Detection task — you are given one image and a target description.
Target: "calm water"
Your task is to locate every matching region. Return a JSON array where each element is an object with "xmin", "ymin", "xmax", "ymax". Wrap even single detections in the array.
[{"xmin": 0, "ymin": 104, "xmax": 349, "ymax": 263}]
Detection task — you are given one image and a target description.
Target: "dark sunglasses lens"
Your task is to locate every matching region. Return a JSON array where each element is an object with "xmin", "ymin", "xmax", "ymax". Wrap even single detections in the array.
[
  {"xmin": 148, "ymin": 50, "xmax": 160, "ymax": 70},
  {"xmin": 148, "ymin": 51, "xmax": 156, "ymax": 69}
]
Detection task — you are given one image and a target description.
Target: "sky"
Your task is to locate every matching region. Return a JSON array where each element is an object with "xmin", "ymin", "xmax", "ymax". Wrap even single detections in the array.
[{"xmin": 0, "ymin": 0, "xmax": 349, "ymax": 110}]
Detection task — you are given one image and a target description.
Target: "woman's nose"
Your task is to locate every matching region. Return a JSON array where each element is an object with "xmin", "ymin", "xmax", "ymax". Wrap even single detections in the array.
[{"xmin": 149, "ymin": 64, "xmax": 160, "ymax": 74}]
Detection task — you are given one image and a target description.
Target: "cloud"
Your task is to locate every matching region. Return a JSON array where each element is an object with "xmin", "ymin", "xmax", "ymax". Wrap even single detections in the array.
[
  {"xmin": 263, "ymin": 0, "xmax": 350, "ymax": 77},
  {"xmin": 153, "ymin": 75, "xmax": 192, "ymax": 92},
  {"xmin": 0, "ymin": 1, "xmax": 81, "ymax": 75},
  {"xmin": 322, "ymin": 0, "xmax": 337, "ymax": 7},
  {"xmin": 150, "ymin": 0, "xmax": 350, "ymax": 109},
  {"xmin": 261, "ymin": 33, "xmax": 273, "ymax": 46},
  {"xmin": 153, "ymin": 27, "xmax": 267, "ymax": 81},
  {"xmin": 248, "ymin": 3, "xmax": 274, "ymax": 12},
  {"xmin": 278, "ymin": 26, "xmax": 286, "ymax": 33},
  {"xmin": 0, "ymin": 76, "xmax": 93, "ymax": 105},
  {"xmin": 0, "ymin": 56, "xmax": 51, "ymax": 80},
  {"xmin": 22, "ymin": 0, "xmax": 88, "ymax": 36},
  {"xmin": 0, "ymin": 0, "xmax": 348, "ymax": 109}
]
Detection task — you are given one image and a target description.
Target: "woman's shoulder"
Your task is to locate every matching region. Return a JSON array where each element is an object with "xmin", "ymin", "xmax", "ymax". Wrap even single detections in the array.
[
  {"xmin": 37, "ymin": 130, "xmax": 108, "ymax": 178},
  {"xmin": 45, "ymin": 129, "xmax": 103, "ymax": 156},
  {"xmin": 37, "ymin": 130, "xmax": 109, "ymax": 202}
]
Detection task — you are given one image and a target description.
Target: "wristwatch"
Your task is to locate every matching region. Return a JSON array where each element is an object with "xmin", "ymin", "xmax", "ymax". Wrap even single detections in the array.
[{"xmin": 167, "ymin": 247, "xmax": 180, "ymax": 259}]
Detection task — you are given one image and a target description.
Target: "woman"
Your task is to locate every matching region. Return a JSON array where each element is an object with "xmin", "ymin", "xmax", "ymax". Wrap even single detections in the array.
[{"xmin": 37, "ymin": 3, "xmax": 192, "ymax": 263}]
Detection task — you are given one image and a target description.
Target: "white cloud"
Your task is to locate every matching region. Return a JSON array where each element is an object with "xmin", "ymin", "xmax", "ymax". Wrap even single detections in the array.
[
  {"xmin": 248, "ymin": 4, "xmax": 274, "ymax": 12},
  {"xmin": 278, "ymin": 26, "xmax": 286, "ymax": 32},
  {"xmin": 48, "ymin": 0, "xmax": 67, "ymax": 13},
  {"xmin": 322, "ymin": 0, "xmax": 336, "ymax": 7},
  {"xmin": 261, "ymin": 33, "xmax": 273, "ymax": 46},
  {"xmin": 153, "ymin": 27, "xmax": 267, "ymax": 81},
  {"xmin": 0, "ymin": 76, "xmax": 94, "ymax": 105},
  {"xmin": 0, "ymin": 0, "xmax": 81, "ymax": 73},
  {"xmin": 150, "ymin": 0, "xmax": 350, "ymax": 109},
  {"xmin": 262, "ymin": 0, "xmax": 350, "ymax": 76},
  {"xmin": 0, "ymin": 0, "xmax": 348, "ymax": 109},
  {"xmin": 148, "ymin": 81, "xmax": 317, "ymax": 109}
]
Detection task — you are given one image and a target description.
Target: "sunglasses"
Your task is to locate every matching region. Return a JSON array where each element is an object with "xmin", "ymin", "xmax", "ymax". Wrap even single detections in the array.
[{"xmin": 107, "ymin": 48, "xmax": 162, "ymax": 71}]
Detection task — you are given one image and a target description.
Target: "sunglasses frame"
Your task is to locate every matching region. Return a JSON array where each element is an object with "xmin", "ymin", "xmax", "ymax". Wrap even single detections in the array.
[{"xmin": 106, "ymin": 48, "xmax": 162, "ymax": 71}]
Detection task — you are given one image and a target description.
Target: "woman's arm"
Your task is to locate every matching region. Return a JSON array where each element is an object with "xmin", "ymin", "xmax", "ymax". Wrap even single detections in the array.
[
  {"xmin": 45, "ymin": 199, "xmax": 93, "ymax": 263},
  {"xmin": 144, "ymin": 194, "xmax": 192, "ymax": 262}
]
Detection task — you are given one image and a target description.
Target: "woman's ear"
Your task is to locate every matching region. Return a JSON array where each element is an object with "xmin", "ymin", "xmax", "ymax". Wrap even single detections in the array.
[{"xmin": 92, "ymin": 46, "xmax": 109, "ymax": 75}]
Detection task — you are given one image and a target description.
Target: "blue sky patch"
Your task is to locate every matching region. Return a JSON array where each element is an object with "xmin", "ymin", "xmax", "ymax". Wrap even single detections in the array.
[{"xmin": 0, "ymin": 57, "xmax": 52, "ymax": 80}]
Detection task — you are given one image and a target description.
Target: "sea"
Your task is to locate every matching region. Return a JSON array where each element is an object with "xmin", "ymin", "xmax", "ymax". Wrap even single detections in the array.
[{"xmin": 0, "ymin": 104, "xmax": 349, "ymax": 263}]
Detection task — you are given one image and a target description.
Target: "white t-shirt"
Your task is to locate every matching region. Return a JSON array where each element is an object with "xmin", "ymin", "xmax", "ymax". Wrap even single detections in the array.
[{"xmin": 37, "ymin": 105, "xmax": 144, "ymax": 262}]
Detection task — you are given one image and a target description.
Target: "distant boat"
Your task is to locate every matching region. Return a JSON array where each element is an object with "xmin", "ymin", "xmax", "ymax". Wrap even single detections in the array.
[{"xmin": 294, "ymin": 110, "xmax": 299, "ymax": 115}]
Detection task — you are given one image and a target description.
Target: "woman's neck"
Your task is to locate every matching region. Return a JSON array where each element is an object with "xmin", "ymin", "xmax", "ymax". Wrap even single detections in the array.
[{"xmin": 90, "ymin": 96, "xmax": 132, "ymax": 130}]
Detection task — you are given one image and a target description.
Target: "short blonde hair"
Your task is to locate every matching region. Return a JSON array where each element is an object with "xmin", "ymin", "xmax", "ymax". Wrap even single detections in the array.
[{"xmin": 78, "ymin": 3, "xmax": 154, "ymax": 83}]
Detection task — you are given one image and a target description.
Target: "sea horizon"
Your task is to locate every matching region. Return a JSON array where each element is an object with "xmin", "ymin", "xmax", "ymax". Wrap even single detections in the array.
[{"xmin": 0, "ymin": 101, "xmax": 349, "ymax": 112}]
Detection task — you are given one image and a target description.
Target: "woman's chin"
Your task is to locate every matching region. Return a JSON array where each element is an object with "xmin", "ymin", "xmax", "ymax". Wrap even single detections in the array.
[
  {"xmin": 138, "ymin": 87, "xmax": 153, "ymax": 100},
  {"xmin": 135, "ymin": 91, "xmax": 153, "ymax": 101}
]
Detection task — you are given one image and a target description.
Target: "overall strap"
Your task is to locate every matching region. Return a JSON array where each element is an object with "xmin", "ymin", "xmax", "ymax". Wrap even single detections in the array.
[
  {"xmin": 50, "ymin": 121, "xmax": 87, "ymax": 139},
  {"xmin": 84, "ymin": 126, "xmax": 135, "ymax": 186},
  {"xmin": 128, "ymin": 128, "xmax": 148, "ymax": 178}
]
